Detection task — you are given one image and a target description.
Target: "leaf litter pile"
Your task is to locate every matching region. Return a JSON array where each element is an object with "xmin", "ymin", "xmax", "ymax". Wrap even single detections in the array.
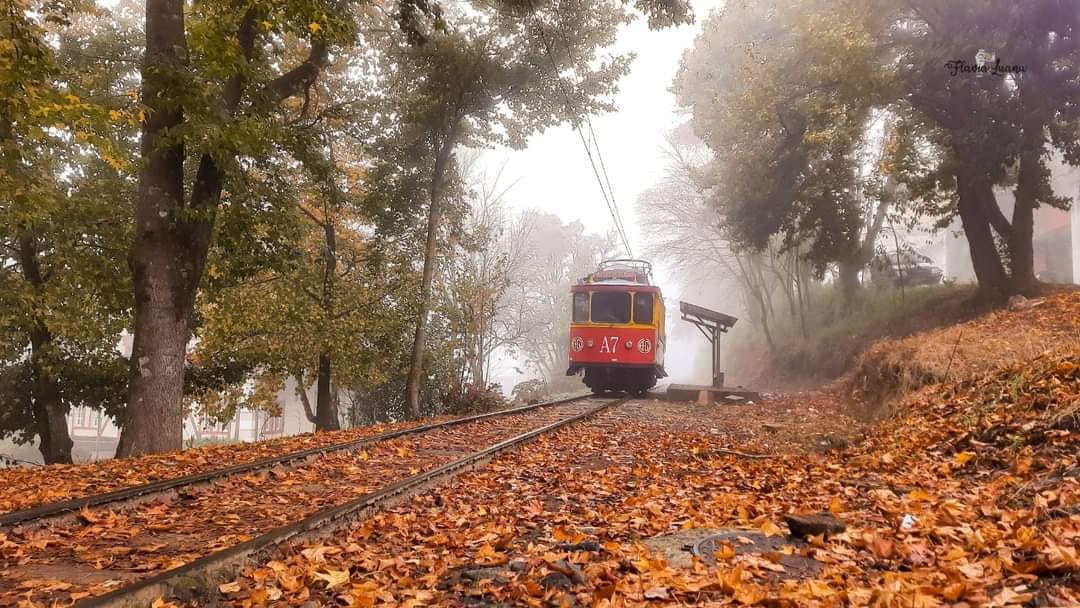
[
  {"xmin": 204, "ymin": 352, "xmax": 1077, "ymax": 607},
  {"xmin": 0, "ymin": 404, "xmax": 595, "ymax": 606}
]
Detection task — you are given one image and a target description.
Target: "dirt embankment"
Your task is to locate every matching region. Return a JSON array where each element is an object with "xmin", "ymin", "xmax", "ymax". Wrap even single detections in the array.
[{"xmin": 846, "ymin": 290, "xmax": 1080, "ymax": 420}]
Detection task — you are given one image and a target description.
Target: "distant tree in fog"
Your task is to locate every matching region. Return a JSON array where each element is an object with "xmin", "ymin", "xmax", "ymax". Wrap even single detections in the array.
[
  {"xmin": 637, "ymin": 128, "xmax": 820, "ymax": 350},
  {"xmin": 674, "ymin": 0, "xmax": 898, "ymax": 304},
  {"xmin": 442, "ymin": 152, "xmax": 529, "ymax": 392},
  {"xmin": 499, "ymin": 213, "xmax": 618, "ymax": 389},
  {"xmin": 676, "ymin": 0, "xmax": 1079, "ymax": 301}
]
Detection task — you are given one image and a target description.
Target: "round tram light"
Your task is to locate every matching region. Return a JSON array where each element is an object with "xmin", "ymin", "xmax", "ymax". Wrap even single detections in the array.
[
  {"xmin": 586, "ymin": 339, "xmax": 594, "ymax": 348},
  {"xmin": 624, "ymin": 339, "xmax": 633, "ymax": 349}
]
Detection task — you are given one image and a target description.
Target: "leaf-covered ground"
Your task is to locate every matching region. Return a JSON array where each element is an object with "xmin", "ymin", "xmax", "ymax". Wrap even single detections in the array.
[
  {"xmin": 4, "ymin": 292, "xmax": 1078, "ymax": 607},
  {"xmin": 0, "ymin": 418, "xmax": 451, "ymax": 514},
  {"xmin": 0, "ymin": 404, "xmax": 607, "ymax": 606},
  {"xmin": 207, "ymin": 349, "xmax": 1078, "ymax": 607}
]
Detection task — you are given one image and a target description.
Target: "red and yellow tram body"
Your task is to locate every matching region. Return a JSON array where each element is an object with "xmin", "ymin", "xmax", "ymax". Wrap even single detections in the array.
[{"xmin": 566, "ymin": 260, "xmax": 667, "ymax": 394}]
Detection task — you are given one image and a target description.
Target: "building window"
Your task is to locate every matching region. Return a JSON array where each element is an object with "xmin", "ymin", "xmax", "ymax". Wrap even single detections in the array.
[{"xmin": 263, "ymin": 416, "xmax": 285, "ymax": 435}]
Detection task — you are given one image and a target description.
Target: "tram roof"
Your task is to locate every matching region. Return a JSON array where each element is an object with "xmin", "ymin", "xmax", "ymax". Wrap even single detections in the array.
[{"xmin": 571, "ymin": 282, "xmax": 661, "ymax": 293}]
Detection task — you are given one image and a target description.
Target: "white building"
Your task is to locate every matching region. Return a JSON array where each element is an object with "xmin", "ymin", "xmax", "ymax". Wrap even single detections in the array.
[{"xmin": 53, "ymin": 378, "xmax": 321, "ymax": 463}]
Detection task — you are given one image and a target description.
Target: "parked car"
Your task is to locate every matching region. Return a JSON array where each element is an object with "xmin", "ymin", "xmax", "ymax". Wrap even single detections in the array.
[{"xmin": 869, "ymin": 251, "xmax": 943, "ymax": 287}]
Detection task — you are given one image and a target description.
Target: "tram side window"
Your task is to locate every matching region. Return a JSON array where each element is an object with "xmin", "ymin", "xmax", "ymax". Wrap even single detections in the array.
[
  {"xmin": 633, "ymin": 292, "xmax": 653, "ymax": 324},
  {"xmin": 573, "ymin": 293, "xmax": 589, "ymax": 323},
  {"xmin": 591, "ymin": 292, "xmax": 630, "ymax": 323}
]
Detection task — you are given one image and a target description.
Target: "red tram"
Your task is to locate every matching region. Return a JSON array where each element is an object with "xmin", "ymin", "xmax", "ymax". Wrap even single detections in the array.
[{"xmin": 566, "ymin": 259, "xmax": 667, "ymax": 394}]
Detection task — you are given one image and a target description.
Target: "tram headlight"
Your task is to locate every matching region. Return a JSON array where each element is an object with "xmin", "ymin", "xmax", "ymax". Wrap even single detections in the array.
[
  {"xmin": 624, "ymin": 339, "xmax": 633, "ymax": 349},
  {"xmin": 585, "ymin": 339, "xmax": 594, "ymax": 348}
]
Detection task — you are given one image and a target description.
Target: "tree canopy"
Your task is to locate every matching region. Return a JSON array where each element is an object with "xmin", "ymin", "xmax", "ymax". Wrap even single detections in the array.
[
  {"xmin": 1, "ymin": 0, "xmax": 692, "ymax": 458},
  {"xmin": 673, "ymin": 0, "xmax": 1078, "ymax": 303}
]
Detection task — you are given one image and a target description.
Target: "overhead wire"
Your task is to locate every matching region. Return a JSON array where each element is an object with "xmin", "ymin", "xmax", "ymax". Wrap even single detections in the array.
[
  {"xmin": 586, "ymin": 124, "xmax": 631, "ymax": 255},
  {"xmin": 523, "ymin": 0, "xmax": 634, "ymax": 258}
]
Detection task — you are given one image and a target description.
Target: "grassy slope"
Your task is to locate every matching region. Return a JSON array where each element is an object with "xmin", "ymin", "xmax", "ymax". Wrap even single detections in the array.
[{"xmin": 729, "ymin": 284, "xmax": 991, "ymax": 389}]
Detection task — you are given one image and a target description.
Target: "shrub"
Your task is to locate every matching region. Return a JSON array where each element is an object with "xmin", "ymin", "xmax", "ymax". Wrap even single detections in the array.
[{"xmin": 441, "ymin": 384, "xmax": 508, "ymax": 416}]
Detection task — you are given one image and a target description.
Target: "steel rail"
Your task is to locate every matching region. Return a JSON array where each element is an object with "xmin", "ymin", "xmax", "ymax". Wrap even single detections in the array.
[
  {"xmin": 0, "ymin": 394, "xmax": 589, "ymax": 529},
  {"xmin": 77, "ymin": 397, "xmax": 624, "ymax": 608}
]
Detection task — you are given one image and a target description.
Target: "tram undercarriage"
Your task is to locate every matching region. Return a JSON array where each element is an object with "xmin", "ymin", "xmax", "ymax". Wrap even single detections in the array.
[{"xmin": 568, "ymin": 364, "xmax": 662, "ymax": 395}]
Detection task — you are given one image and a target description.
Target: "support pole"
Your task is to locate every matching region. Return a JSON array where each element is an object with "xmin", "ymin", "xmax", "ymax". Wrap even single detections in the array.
[
  {"xmin": 710, "ymin": 331, "xmax": 716, "ymax": 388},
  {"xmin": 712, "ymin": 327, "xmax": 723, "ymax": 388},
  {"xmin": 679, "ymin": 301, "xmax": 738, "ymax": 390}
]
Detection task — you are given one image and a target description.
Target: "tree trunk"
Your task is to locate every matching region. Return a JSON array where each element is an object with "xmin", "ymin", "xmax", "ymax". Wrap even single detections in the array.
[
  {"xmin": 771, "ymin": 264, "xmax": 798, "ymax": 324},
  {"xmin": 314, "ymin": 352, "xmax": 340, "ymax": 430},
  {"xmin": 1009, "ymin": 134, "xmax": 1042, "ymax": 294},
  {"xmin": 404, "ymin": 124, "xmax": 460, "ymax": 419},
  {"xmin": 837, "ymin": 259, "xmax": 862, "ymax": 303},
  {"xmin": 30, "ymin": 333, "xmax": 74, "ymax": 468},
  {"xmin": 860, "ymin": 184, "xmax": 892, "ymax": 262},
  {"xmin": 123, "ymin": 249, "xmax": 192, "ymax": 455},
  {"xmin": 297, "ymin": 377, "xmax": 317, "ymax": 424},
  {"xmin": 472, "ymin": 306, "xmax": 486, "ymax": 388},
  {"xmin": 312, "ymin": 201, "xmax": 340, "ymax": 431},
  {"xmin": 753, "ymin": 285, "xmax": 776, "ymax": 353},
  {"xmin": 734, "ymin": 254, "xmax": 775, "ymax": 352},
  {"xmin": 955, "ymin": 166, "xmax": 1009, "ymax": 299},
  {"xmin": 793, "ymin": 253, "xmax": 808, "ymax": 339},
  {"xmin": 1009, "ymin": 186, "xmax": 1037, "ymax": 293},
  {"xmin": 404, "ymin": 199, "xmax": 440, "ymax": 418},
  {"xmin": 29, "ymin": 320, "xmax": 73, "ymax": 465},
  {"xmin": 16, "ymin": 235, "xmax": 75, "ymax": 464},
  {"xmin": 837, "ymin": 187, "xmax": 890, "ymax": 306},
  {"xmin": 120, "ymin": 4, "xmax": 330, "ymax": 455},
  {"xmin": 980, "ymin": 180, "xmax": 1013, "ymax": 241},
  {"xmin": 118, "ymin": 0, "xmax": 190, "ymax": 457}
]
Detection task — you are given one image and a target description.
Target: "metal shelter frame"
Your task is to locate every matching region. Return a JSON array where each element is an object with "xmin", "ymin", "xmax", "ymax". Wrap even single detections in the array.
[{"xmin": 679, "ymin": 301, "xmax": 738, "ymax": 388}]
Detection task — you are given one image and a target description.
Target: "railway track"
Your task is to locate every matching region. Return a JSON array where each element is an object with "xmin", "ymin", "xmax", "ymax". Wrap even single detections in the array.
[
  {"xmin": 0, "ymin": 396, "xmax": 623, "ymax": 607},
  {"xmin": 0, "ymin": 395, "xmax": 585, "ymax": 529}
]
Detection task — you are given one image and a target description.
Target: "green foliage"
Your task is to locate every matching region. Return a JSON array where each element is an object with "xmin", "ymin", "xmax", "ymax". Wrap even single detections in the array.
[
  {"xmin": 192, "ymin": 151, "xmax": 419, "ymax": 422},
  {"xmin": 1, "ymin": 0, "xmax": 695, "ymax": 445},
  {"xmin": 676, "ymin": 0, "xmax": 1079, "ymax": 296},
  {"xmin": 0, "ymin": 0, "xmax": 137, "ymax": 456}
]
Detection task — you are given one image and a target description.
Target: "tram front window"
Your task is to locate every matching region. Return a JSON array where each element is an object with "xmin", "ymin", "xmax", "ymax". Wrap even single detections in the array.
[
  {"xmin": 573, "ymin": 293, "xmax": 589, "ymax": 322},
  {"xmin": 633, "ymin": 292, "xmax": 653, "ymax": 324},
  {"xmin": 591, "ymin": 292, "xmax": 630, "ymax": 324}
]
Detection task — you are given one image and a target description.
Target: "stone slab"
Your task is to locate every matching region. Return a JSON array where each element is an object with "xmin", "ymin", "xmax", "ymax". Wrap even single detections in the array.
[{"xmin": 666, "ymin": 383, "xmax": 761, "ymax": 403}]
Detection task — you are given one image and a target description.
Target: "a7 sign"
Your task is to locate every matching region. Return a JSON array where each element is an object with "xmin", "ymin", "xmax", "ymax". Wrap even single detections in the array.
[{"xmin": 598, "ymin": 335, "xmax": 621, "ymax": 353}]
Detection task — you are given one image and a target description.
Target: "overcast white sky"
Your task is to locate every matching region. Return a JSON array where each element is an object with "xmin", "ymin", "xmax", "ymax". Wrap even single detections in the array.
[
  {"xmin": 487, "ymin": 0, "xmax": 721, "ymax": 244},
  {"xmin": 484, "ymin": 0, "xmax": 726, "ymax": 392}
]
